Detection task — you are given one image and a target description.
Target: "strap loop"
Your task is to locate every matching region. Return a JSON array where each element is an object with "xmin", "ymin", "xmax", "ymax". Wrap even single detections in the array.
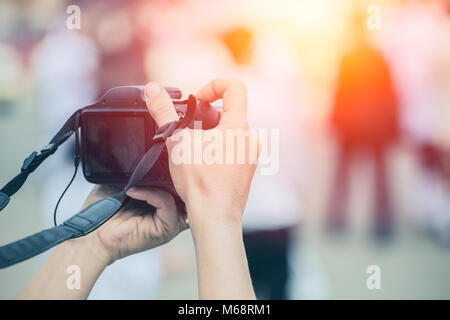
[
  {"xmin": 0, "ymin": 192, "xmax": 10, "ymax": 211},
  {"xmin": 0, "ymin": 110, "xmax": 80, "ymax": 211},
  {"xmin": 152, "ymin": 121, "xmax": 178, "ymax": 143},
  {"xmin": 41, "ymin": 143, "xmax": 58, "ymax": 155},
  {"xmin": 21, "ymin": 152, "xmax": 38, "ymax": 172}
]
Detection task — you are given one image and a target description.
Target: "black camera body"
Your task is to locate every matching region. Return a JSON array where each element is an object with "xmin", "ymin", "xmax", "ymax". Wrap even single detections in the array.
[{"xmin": 79, "ymin": 86, "xmax": 220, "ymax": 189}]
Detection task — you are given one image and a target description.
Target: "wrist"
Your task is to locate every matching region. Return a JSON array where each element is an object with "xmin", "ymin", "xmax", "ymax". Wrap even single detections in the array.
[
  {"xmin": 66, "ymin": 232, "xmax": 113, "ymax": 267},
  {"xmin": 23, "ymin": 233, "xmax": 111, "ymax": 300},
  {"xmin": 187, "ymin": 210, "xmax": 254, "ymax": 299},
  {"xmin": 191, "ymin": 218, "xmax": 244, "ymax": 251},
  {"xmin": 186, "ymin": 202, "xmax": 244, "ymax": 231},
  {"xmin": 187, "ymin": 206, "xmax": 244, "ymax": 245}
]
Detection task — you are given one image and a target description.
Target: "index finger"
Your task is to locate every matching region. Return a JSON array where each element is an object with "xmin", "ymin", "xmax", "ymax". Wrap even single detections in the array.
[{"xmin": 196, "ymin": 78, "xmax": 247, "ymax": 126}]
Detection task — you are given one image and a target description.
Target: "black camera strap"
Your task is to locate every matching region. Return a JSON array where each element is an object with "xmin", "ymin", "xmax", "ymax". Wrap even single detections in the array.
[
  {"xmin": 0, "ymin": 95, "xmax": 196, "ymax": 269},
  {"xmin": 0, "ymin": 111, "xmax": 81, "ymax": 212}
]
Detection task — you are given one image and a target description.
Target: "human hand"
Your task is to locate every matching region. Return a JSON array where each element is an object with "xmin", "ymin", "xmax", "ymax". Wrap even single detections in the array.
[
  {"xmin": 144, "ymin": 79, "xmax": 259, "ymax": 229},
  {"xmin": 144, "ymin": 78, "xmax": 258, "ymax": 299},
  {"xmin": 81, "ymin": 185, "xmax": 189, "ymax": 265}
]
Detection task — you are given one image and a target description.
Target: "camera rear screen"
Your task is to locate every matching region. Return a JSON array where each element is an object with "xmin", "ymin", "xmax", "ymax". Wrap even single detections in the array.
[{"xmin": 84, "ymin": 115, "xmax": 147, "ymax": 176}]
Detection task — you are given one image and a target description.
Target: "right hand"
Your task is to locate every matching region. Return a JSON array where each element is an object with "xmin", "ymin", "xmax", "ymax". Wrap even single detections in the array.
[{"xmin": 143, "ymin": 79, "xmax": 259, "ymax": 229}]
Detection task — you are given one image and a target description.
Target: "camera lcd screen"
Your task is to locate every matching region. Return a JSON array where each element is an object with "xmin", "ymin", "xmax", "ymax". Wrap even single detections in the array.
[{"xmin": 83, "ymin": 114, "xmax": 148, "ymax": 176}]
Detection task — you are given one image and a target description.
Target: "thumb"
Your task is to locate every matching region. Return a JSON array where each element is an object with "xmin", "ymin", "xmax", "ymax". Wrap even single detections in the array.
[{"xmin": 144, "ymin": 82, "xmax": 179, "ymax": 127}]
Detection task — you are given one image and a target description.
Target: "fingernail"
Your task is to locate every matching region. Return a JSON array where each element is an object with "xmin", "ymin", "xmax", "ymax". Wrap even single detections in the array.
[{"xmin": 145, "ymin": 82, "xmax": 161, "ymax": 98}]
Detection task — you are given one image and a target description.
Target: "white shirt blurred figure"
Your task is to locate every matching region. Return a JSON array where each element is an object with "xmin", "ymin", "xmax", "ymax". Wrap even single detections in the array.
[
  {"xmin": 221, "ymin": 28, "xmax": 305, "ymax": 300},
  {"xmin": 146, "ymin": 15, "xmax": 306, "ymax": 298},
  {"xmin": 32, "ymin": 18, "xmax": 162, "ymax": 299}
]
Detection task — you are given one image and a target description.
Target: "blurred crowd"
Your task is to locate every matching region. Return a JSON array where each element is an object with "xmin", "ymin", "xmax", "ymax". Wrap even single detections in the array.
[{"xmin": 0, "ymin": 0, "xmax": 449, "ymax": 299}]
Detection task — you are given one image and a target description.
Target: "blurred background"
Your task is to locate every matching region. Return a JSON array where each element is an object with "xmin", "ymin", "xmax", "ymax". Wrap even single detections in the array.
[{"xmin": 1, "ymin": 0, "xmax": 450, "ymax": 299}]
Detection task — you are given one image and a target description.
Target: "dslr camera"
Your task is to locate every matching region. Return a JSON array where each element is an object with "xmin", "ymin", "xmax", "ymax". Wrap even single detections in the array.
[
  {"xmin": 80, "ymin": 86, "xmax": 220, "ymax": 191},
  {"xmin": 0, "ymin": 85, "xmax": 222, "ymax": 269}
]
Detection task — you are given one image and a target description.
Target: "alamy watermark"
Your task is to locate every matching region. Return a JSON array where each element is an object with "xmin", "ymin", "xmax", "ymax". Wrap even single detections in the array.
[
  {"xmin": 366, "ymin": 265, "xmax": 381, "ymax": 290},
  {"xmin": 168, "ymin": 122, "xmax": 280, "ymax": 176},
  {"xmin": 366, "ymin": 4, "xmax": 381, "ymax": 30},
  {"xmin": 66, "ymin": 264, "xmax": 81, "ymax": 290},
  {"xmin": 66, "ymin": 5, "xmax": 81, "ymax": 30}
]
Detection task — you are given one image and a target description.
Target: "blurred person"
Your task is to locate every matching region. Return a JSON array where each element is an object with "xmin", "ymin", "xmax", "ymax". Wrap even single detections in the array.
[
  {"xmin": 144, "ymin": 1, "xmax": 308, "ymax": 299},
  {"xmin": 327, "ymin": 13, "xmax": 399, "ymax": 238},
  {"xmin": 32, "ymin": 17, "xmax": 99, "ymax": 230},
  {"xmin": 88, "ymin": 0, "xmax": 148, "ymax": 94},
  {"xmin": 32, "ymin": 1, "xmax": 163, "ymax": 299},
  {"xmin": 417, "ymin": 0, "xmax": 450, "ymax": 243},
  {"xmin": 86, "ymin": 1, "xmax": 166, "ymax": 299},
  {"xmin": 0, "ymin": 43, "xmax": 24, "ymax": 117},
  {"xmin": 222, "ymin": 28, "xmax": 306, "ymax": 300},
  {"xmin": 18, "ymin": 79, "xmax": 258, "ymax": 300},
  {"xmin": 381, "ymin": 0, "xmax": 450, "ymax": 240}
]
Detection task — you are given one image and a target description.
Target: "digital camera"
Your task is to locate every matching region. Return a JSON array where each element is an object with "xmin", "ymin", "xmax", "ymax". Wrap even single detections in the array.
[
  {"xmin": 79, "ymin": 86, "xmax": 220, "ymax": 188},
  {"xmin": 0, "ymin": 85, "xmax": 222, "ymax": 269}
]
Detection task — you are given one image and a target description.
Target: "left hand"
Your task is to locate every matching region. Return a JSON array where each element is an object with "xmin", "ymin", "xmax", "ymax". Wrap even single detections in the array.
[{"xmin": 81, "ymin": 185, "xmax": 189, "ymax": 265}]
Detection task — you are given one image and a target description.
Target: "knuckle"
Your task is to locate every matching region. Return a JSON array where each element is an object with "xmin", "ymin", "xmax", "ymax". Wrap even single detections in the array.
[
  {"xmin": 228, "ymin": 79, "xmax": 246, "ymax": 93},
  {"xmin": 232, "ymin": 79, "xmax": 246, "ymax": 90}
]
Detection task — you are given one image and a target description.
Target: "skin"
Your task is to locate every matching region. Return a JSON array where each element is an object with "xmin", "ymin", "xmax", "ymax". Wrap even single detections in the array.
[
  {"xmin": 18, "ymin": 186, "xmax": 188, "ymax": 299},
  {"xmin": 18, "ymin": 78, "xmax": 258, "ymax": 300}
]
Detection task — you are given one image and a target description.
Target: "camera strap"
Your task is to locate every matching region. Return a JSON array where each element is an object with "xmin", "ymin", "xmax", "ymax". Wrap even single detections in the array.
[
  {"xmin": 0, "ymin": 111, "xmax": 81, "ymax": 212},
  {"xmin": 0, "ymin": 95, "xmax": 196, "ymax": 268}
]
